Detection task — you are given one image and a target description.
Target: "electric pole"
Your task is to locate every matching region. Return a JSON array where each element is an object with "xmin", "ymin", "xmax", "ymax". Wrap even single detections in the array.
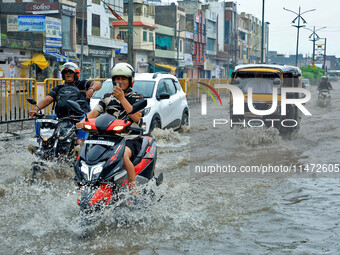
[
  {"xmin": 261, "ymin": 0, "xmax": 265, "ymax": 64},
  {"xmin": 127, "ymin": 0, "xmax": 133, "ymax": 66}
]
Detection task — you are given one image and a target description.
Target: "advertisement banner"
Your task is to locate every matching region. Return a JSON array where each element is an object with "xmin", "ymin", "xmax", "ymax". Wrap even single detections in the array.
[
  {"xmin": 45, "ymin": 17, "xmax": 62, "ymax": 48},
  {"xmin": 18, "ymin": 16, "xmax": 45, "ymax": 32},
  {"xmin": 7, "ymin": 15, "xmax": 18, "ymax": 32}
]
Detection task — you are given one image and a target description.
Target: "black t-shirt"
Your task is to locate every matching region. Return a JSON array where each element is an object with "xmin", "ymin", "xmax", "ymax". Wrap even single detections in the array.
[{"xmin": 48, "ymin": 80, "xmax": 93, "ymax": 116}]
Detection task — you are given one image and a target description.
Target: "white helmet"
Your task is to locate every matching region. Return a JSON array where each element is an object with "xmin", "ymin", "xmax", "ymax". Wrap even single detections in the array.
[
  {"xmin": 61, "ymin": 62, "xmax": 80, "ymax": 80},
  {"xmin": 111, "ymin": 63, "xmax": 135, "ymax": 87}
]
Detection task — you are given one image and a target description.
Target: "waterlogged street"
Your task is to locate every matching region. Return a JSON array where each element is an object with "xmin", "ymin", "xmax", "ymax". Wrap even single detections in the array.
[{"xmin": 0, "ymin": 82, "xmax": 340, "ymax": 254}]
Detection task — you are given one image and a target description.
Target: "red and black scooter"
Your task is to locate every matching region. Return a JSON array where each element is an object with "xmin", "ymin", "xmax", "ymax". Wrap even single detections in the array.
[{"xmin": 68, "ymin": 100, "xmax": 163, "ymax": 214}]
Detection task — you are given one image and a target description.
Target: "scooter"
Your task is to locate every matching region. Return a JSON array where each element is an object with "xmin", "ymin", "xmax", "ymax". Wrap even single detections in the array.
[
  {"xmin": 317, "ymin": 89, "xmax": 331, "ymax": 107},
  {"xmin": 27, "ymin": 98, "xmax": 83, "ymax": 178},
  {"xmin": 68, "ymin": 100, "xmax": 163, "ymax": 216}
]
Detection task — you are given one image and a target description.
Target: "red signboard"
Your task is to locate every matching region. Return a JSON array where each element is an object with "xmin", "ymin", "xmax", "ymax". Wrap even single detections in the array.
[{"xmin": 25, "ymin": 3, "xmax": 59, "ymax": 14}]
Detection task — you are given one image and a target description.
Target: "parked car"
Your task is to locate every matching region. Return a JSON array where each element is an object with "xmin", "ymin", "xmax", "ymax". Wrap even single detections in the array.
[
  {"xmin": 90, "ymin": 72, "xmax": 189, "ymax": 134},
  {"xmin": 302, "ymin": 79, "xmax": 311, "ymax": 90}
]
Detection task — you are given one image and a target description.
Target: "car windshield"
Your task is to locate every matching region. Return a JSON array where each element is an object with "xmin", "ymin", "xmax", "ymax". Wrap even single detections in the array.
[
  {"xmin": 132, "ymin": 81, "xmax": 156, "ymax": 98},
  {"xmin": 92, "ymin": 80, "xmax": 113, "ymax": 99}
]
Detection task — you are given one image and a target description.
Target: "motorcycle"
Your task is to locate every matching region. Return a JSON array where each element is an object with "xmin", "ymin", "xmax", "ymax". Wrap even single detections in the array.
[
  {"xmin": 317, "ymin": 89, "xmax": 331, "ymax": 107},
  {"xmin": 27, "ymin": 98, "xmax": 83, "ymax": 179},
  {"xmin": 67, "ymin": 100, "xmax": 163, "ymax": 217}
]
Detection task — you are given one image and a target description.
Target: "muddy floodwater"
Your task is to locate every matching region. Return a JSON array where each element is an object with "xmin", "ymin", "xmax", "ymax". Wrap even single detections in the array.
[{"xmin": 0, "ymin": 82, "xmax": 339, "ymax": 254}]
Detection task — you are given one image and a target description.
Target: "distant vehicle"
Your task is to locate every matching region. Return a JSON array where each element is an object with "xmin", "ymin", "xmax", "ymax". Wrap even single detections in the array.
[
  {"xmin": 230, "ymin": 64, "xmax": 303, "ymax": 134},
  {"xmin": 317, "ymin": 89, "xmax": 331, "ymax": 107},
  {"xmin": 302, "ymin": 79, "xmax": 311, "ymax": 90},
  {"xmin": 327, "ymin": 70, "xmax": 339, "ymax": 82},
  {"xmin": 90, "ymin": 73, "xmax": 189, "ymax": 134}
]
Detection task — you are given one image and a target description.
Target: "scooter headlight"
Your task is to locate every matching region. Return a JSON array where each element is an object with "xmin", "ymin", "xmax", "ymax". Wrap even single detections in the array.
[
  {"xmin": 92, "ymin": 163, "xmax": 104, "ymax": 175},
  {"xmin": 80, "ymin": 161, "xmax": 89, "ymax": 175},
  {"xmin": 79, "ymin": 161, "xmax": 105, "ymax": 181}
]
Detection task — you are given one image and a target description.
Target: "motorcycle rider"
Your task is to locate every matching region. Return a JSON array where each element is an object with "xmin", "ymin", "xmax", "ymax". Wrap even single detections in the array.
[
  {"xmin": 317, "ymin": 76, "xmax": 333, "ymax": 91},
  {"xmin": 76, "ymin": 63, "xmax": 143, "ymax": 197},
  {"xmin": 29, "ymin": 62, "xmax": 102, "ymax": 147}
]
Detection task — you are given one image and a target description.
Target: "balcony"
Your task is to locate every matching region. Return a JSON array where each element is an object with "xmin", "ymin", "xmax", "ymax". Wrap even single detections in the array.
[{"xmin": 155, "ymin": 49, "xmax": 177, "ymax": 59}]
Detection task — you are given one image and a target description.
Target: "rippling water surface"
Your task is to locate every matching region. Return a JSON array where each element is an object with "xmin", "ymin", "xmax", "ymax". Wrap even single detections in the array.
[{"xmin": 0, "ymin": 83, "xmax": 339, "ymax": 254}]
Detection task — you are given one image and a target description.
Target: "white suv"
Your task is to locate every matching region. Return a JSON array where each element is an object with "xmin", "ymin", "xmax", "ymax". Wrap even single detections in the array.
[{"xmin": 90, "ymin": 72, "xmax": 189, "ymax": 134}]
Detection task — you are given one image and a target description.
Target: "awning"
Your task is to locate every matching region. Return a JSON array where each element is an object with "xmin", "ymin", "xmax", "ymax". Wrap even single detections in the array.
[
  {"xmin": 21, "ymin": 54, "xmax": 49, "ymax": 70},
  {"xmin": 45, "ymin": 52, "xmax": 72, "ymax": 63},
  {"xmin": 155, "ymin": 63, "xmax": 177, "ymax": 71}
]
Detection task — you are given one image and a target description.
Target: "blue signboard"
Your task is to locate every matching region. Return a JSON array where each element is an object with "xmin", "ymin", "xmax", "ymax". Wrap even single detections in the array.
[{"xmin": 18, "ymin": 16, "xmax": 45, "ymax": 32}]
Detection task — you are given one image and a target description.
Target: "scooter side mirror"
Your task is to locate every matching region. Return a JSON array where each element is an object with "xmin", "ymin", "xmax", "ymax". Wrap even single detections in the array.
[
  {"xmin": 27, "ymin": 98, "xmax": 37, "ymax": 105},
  {"xmin": 128, "ymin": 99, "xmax": 147, "ymax": 115},
  {"xmin": 67, "ymin": 100, "xmax": 85, "ymax": 115}
]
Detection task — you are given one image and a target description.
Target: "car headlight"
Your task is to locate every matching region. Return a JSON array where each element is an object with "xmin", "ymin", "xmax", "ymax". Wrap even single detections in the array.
[{"xmin": 143, "ymin": 107, "xmax": 151, "ymax": 116}]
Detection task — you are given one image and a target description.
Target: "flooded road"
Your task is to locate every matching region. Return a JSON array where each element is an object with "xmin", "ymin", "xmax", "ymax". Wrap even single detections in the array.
[{"xmin": 0, "ymin": 82, "xmax": 339, "ymax": 254}]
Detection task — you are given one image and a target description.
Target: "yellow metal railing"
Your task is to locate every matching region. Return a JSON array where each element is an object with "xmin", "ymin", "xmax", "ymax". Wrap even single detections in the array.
[
  {"xmin": 0, "ymin": 78, "xmax": 36, "ymax": 122},
  {"xmin": 1, "ymin": 77, "xmax": 227, "ymax": 123}
]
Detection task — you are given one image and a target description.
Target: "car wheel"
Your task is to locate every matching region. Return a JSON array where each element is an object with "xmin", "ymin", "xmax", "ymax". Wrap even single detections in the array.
[
  {"xmin": 181, "ymin": 111, "xmax": 189, "ymax": 126},
  {"xmin": 150, "ymin": 116, "xmax": 161, "ymax": 133}
]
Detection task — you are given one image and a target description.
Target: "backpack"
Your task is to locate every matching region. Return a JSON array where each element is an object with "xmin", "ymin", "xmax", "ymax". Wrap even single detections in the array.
[{"xmin": 54, "ymin": 85, "xmax": 82, "ymax": 118}]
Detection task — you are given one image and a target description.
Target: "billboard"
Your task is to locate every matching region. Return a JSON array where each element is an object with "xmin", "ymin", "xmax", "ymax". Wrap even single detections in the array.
[
  {"xmin": 7, "ymin": 16, "xmax": 46, "ymax": 32},
  {"xmin": 45, "ymin": 17, "xmax": 62, "ymax": 48},
  {"xmin": 18, "ymin": 16, "xmax": 45, "ymax": 32}
]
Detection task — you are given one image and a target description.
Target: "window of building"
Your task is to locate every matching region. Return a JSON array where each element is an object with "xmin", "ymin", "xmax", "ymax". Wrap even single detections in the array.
[
  {"xmin": 109, "ymin": 18, "xmax": 115, "ymax": 39},
  {"xmin": 149, "ymin": 32, "xmax": 153, "ymax": 42},
  {"xmin": 143, "ymin": 30, "xmax": 147, "ymax": 41},
  {"xmin": 92, "ymin": 14, "xmax": 100, "ymax": 36},
  {"xmin": 62, "ymin": 15, "xmax": 71, "ymax": 50},
  {"xmin": 92, "ymin": 0, "xmax": 100, "ymax": 5},
  {"xmin": 155, "ymin": 34, "xmax": 172, "ymax": 50},
  {"xmin": 118, "ymin": 29, "xmax": 128, "ymax": 42}
]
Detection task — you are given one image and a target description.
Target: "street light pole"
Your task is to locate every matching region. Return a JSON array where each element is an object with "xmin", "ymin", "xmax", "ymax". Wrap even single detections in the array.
[
  {"xmin": 261, "ymin": 0, "xmax": 265, "ymax": 64},
  {"xmin": 175, "ymin": 17, "xmax": 183, "ymax": 77},
  {"xmin": 305, "ymin": 26, "xmax": 326, "ymax": 67},
  {"xmin": 283, "ymin": 6, "xmax": 315, "ymax": 67},
  {"xmin": 80, "ymin": 0, "xmax": 85, "ymax": 80}
]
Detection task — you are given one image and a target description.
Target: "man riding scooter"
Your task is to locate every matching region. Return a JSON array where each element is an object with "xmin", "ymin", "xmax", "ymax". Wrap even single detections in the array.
[
  {"xmin": 76, "ymin": 63, "xmax": 144, "ymax": 198},
  {"xmin": 29, "ymin": 62, "xmax": 102, "ymax": 152},
  {"xmin": 317, "ymin": 76, "xmax": 333, "ymax": 91}
]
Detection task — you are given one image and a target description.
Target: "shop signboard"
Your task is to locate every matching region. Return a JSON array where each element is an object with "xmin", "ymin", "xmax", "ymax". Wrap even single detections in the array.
[
  {"xmin": 18, "ymin": 16, "xmax": 46, "ymax": 32},
  {"xmin": 46, "ymin": 17, "xmax": 62, "ymax": 48},
  {"xmin": 25, "ymin": 3, "xmax": 59, "ymax": 15},
  {"xmin": 88, "ymin": 47, "xmax": 112, "ymax": 57}
]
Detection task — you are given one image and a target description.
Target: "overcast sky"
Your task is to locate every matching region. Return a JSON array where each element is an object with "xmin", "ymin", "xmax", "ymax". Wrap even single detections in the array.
[
  {"xmin": 165, "ymin": 0, "xmax": 340, "ymax": 58},
  {"xmin": 236, "ymin": 0, "xmax": 340, "ymax": 57}
]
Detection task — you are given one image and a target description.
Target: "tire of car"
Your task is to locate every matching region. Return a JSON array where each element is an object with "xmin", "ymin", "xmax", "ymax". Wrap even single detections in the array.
[
  {"xmin": 181, "ymin": 110, "xmax": 189, "ymax": 127},
  {"xmin": 149, "ymin": 115, "xmax": 161, "ymax": 134}
]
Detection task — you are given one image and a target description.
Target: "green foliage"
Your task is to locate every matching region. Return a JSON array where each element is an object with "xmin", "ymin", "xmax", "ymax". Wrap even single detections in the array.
[{"xmin": 300, "ymin": 65, "xmax": 325, "ymax": 79}]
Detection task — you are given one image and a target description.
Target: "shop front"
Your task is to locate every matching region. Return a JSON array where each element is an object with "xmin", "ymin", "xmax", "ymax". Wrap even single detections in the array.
[{"xmin": 82, "ymin": 46, "xmax": 112, "ymax": 79}]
